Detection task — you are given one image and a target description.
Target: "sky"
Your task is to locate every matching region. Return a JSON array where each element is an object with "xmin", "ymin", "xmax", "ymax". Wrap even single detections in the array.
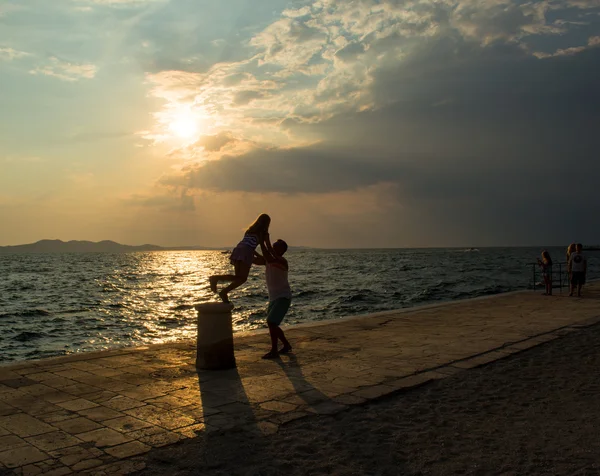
[{"xmin": 1, "ymin": 0, "xmax": 599, "ymax": 248}]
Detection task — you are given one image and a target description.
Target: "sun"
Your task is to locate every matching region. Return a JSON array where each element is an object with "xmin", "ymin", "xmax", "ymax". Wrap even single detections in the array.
[{"xmin": 168, "ymin": 111, "xmax": 200, "ymax": 140}]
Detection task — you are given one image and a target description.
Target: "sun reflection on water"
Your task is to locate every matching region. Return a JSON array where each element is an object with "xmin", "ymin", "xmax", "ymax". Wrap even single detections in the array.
[{"xmin": 95, "ymin": 251, "xmax": 270, "ymax": 349}]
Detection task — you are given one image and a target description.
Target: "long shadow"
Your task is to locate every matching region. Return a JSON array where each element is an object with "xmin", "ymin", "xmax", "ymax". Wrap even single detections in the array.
[{"xmin": 274, "ymin": 354, "xmax": 336, "ymax": 413}]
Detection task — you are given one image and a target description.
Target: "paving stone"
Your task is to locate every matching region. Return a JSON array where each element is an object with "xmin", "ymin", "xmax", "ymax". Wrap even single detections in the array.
[
  {"xmin": 0, "ymin": 435, "xmax": 28, "ymax": 452},
  {"xmin": 4, "ymin": 395, "xmax": 64, "ymax": 417},
  {"xmin": 87, "ymin": 368, "xmax": 123, "ymax": 378},
  {"xmin": 38, "ymin": 411, "xmax": 79, "ymax": 424},
  {"xmin": 52, "ymin": 417, "xmax": 102, "ymax": 435},
  {"xmin": 49, "ymin": 444, "xmax": 104, "ymax": 466},
  {"xmin": 20, "ymin": 462, "xmax": 43, "ymax": 475},
  {"xmin": 102, "ymin": 416, "xmax": 152, "ymax": 433},
  {"xmin": 174, "ymin": 423, "xmax": 206, "ymax": 439},
  {"xmin": 144, "ymin": 395, "xmax": 192, "ymax": 409},
  {"xmin": 61, "ymin": 384, "xmax": 102, "ymax": 397},
  {"xmin": 123, "ymin": 405, "xmax": 195, "ymax": 430},
  {"xmin": 352, "ymin": 384, "xmax": 395, "ymax": 400},
  {"xmin": 267, "ymin": 411, "xmax": 310, "ymax": 425},
  {"xmin": 25, "ymin": 431, "xmax": 82, "ymax": 452},
  {"xmin": 102, "ymin": 396, "xmax": 145, "ymax": 412},
  {"xmin": 102, "ymin": 441, "xmax": 150, "ymax": 459},
  {"xmin": 76, "ymin": 406, "xmax": 124, "ymax": 422},
  {"xmin": 71, "ymin": 458, "xmax": 104, "ymax": 471},
  {"xmin": 304, "ymin": 401, "xmax": 347, "ymax": 415},
  {"xmin": 137, "ymin": 430, "xmax": 184, "ymax": 448},
  {"xmin": 0, "ymin": 414, "xmax": 55, "ymax": 438},
  {"xmin": 0, "ymin": 402, "xmax": 18, "ymax": 417},
  {"xmin": 0, "ymin": 378, "xmax": 38, "ymax": 389},
  {"xmin": 332, "ymin": 394, "xmax": 367, "ymax": 405},
  {"xmin": 75, "ymin": 428, "xmax": 132, "ymax": 448},
  {"xmin": 0, "ymin": 444, "xmax": 49, "ymax": 468},
  {"xmin": 78, "ymin": 391, "xmax": 118, "ymax": 404},
  {"xmin": 38, "ymin": 392, "xmax": 79, "ymax": 405},
  {"xmin": 84, "ymin": 459, "xmax": 146, "ymax": 475},
  {"xmin": 38, "ymin": 466, "xmax": 72, "ymax": 476},
  {"xmin": 56, "ymin": 399, "xmax": 98, "ymax": 412},
  {"xmin": 259, "ymin": 400, "xmax": 298, "ymax": 413}
]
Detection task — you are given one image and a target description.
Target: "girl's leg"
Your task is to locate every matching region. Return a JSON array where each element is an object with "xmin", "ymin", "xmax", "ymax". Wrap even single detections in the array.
[
  {"xmin": 209, "ymin": 274, "xmax": 236, "ymax": 293},
  {"xmin": 218, "ymin": 261, "xmax": 251, "ymax": 303},
  {"xmin": 548, "ymin": 277, "xmax": 552, "ymax": 295}
]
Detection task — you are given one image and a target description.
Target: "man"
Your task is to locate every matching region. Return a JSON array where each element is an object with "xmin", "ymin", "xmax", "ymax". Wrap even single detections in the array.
[
  {"xmin": 568, "ymin": 243, "xmax": 587, "ymax": 297},
  {"xmin": 253, "ymin": 236, "xmax": 292, "ymax": 359}
]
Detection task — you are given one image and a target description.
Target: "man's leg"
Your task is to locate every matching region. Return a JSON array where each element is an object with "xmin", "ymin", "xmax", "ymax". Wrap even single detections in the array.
[
  {"xmin": 278, "ymin": 327, "xmax": 292, "ymax": 353},
  {"xmin": 262, "ymin": 323, "xmax": 280, "ymax": 359}
]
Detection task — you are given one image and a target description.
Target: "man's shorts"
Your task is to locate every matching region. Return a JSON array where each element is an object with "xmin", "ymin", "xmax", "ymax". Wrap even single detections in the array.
[
  {"xmin": 266, "ymin": 298, "xmax": 291, "ymax": 326},
  {"xmin": 571, "ymin": 272, "xmax": 586, "ymax": 286}
]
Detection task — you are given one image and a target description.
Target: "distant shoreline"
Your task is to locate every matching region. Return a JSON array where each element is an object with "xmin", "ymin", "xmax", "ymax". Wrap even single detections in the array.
[{"xmin": 0, "ymin": 239, "xmax": 598, "ymax": 254}]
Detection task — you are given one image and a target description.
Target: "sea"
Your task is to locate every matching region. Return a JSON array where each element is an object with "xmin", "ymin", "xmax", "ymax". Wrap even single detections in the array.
[{"xmin": 1, "ymin": 247, "xmax": 597, "ymax": 364}]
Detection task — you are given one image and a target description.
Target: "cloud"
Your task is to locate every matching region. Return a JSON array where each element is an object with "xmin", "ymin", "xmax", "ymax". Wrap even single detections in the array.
[
  {"xmin": 123, "ymin": 190, "xmax": 195, "ymax": 212},
  {"xmin": 534, "ymin": 35, "xmax": 600, "ymax": 58},
  {"xmin": 195, "ymin": 132, "xmax": 235, "ymax": 152},
  {"xmin": 0, "ymin": 47, "xmax": 30, "ymax": 61},
  {"xmin": 29, "ymin": 57, "xmax": 97, "ymax": 81},
  {"xmin": 127, "ymin": 0, "xmax": 600, "ymax": 244}
]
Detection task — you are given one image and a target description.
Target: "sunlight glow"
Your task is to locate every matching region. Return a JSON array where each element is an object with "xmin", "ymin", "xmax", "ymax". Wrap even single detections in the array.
[{"xmin": 169, "ymin": 112, "xmax": 199, "ymax": 139}]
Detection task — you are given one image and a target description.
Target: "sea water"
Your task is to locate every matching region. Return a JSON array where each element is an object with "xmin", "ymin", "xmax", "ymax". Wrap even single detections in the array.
[{"xmin": 0, "ymin": 247, "xmax": 597, "ymax": 363}]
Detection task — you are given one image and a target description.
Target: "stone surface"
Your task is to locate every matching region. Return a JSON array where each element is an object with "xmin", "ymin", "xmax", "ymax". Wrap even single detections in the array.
[
  {"xmin": 0, "ymin": 444, "xmax": 49, "ymax": 468},
  {"xmin": 75, "ymin": 428, "xmax": 133, "ymax": 448},
  {"xmin": 25, "ymin": 431, "xmax": 82, "ymax": 452},
  {"xmin": 1, "ymin": 284, "xmax": 600, "ymax": 472},
  {"xmin": 0, "ymin": 414, "xmax": 55, "ymax": 438}
]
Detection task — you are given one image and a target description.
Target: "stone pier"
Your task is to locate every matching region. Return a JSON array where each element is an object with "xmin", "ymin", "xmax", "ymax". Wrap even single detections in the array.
[{"xmin": 1, "ymin": 284, "xmax": 599, "ymax": 474}]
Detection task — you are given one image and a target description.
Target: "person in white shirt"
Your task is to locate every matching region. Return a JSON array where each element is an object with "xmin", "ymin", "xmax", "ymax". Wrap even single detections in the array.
[
  {"xmin": 253, "ymin": 236, "xmax": 292, "ymax": 359},
  {"xmin": 568, "ymin": 243, "xmax": 587, "ymax": 297}
]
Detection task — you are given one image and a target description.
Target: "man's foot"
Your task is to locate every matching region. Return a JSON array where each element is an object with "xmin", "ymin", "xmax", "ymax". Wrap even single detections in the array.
[
  {"xmin": 262, "ymin": 350, "xmax": 279, "ymax": 359},
  {"xmin": 279, "ymin": 345, "xmax": 292, "ymax": 354},
  {"xmin": 209, "ymin": 277, "xmax": 218, "ymax": 293},
  {"xmin": 218, "ymin": 290, "xmax": 230, "ymax": 303}
]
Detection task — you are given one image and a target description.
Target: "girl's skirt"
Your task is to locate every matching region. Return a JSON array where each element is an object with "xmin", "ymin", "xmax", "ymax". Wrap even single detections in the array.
[{"xmin": 230, "ymin": 244, "xmax": 254, "ymax": 266}]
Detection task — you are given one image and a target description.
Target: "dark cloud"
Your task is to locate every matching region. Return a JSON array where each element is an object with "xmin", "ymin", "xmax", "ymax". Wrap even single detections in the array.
[
  {"xmin": 232, "ymin": 90, "xmax": 266, "ymax": 105},
  {"xmin": 195, "ymin": 132, "xmax": 235, "ymax": 152},
  {"xmin": 161, "ymin": 38, "xmax": 600, "ymax": 243},
  {"xmin": 335, "ymin": 42, "xmax": 366, "ymax": 62}
]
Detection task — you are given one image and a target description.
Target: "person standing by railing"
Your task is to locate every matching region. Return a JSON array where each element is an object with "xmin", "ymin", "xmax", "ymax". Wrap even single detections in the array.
[
  {"xmin": 568, "ymin": 243, "xmax": 587, "ymax": 297},
  {"xmin": 537, "ymin": 250, "xmax": 553, "ymax": 296},
  {"xmin": 566, "ymin": 243, "xmax": 576, "ymax": 282}
]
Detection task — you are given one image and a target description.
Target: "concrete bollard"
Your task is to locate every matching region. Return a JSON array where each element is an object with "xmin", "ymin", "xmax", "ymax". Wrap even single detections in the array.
[{"xmin": 194, "ymin": 302, "xmax": 236, "ymax": 370}]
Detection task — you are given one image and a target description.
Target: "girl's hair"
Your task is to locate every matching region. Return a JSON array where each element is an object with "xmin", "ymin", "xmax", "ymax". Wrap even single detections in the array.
[
  {"xmin": 542, "ymin": 250, "xmax": 552, "ymax": 265},
  {"xmin": 567, "ymin": 243, "xmax": 576, "ymax": 256},
  {"xmin": 246, "ymin": 213, "xmax": 271, "ymax": 236}
]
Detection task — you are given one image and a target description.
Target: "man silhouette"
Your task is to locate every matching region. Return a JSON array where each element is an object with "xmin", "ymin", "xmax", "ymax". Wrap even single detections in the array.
[{"xmin": 568, "ymin": 243, "xmax": 587, "ymax": 297}]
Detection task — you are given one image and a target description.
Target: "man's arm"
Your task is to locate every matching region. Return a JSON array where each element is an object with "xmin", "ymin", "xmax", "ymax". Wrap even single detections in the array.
[
  {"xmin": 259, "ymin": 239, "xmax": 277, "ymax": 263},
  {"xmin": 253, "ymin": 251, "xmax": 266, "ymax": 266}
]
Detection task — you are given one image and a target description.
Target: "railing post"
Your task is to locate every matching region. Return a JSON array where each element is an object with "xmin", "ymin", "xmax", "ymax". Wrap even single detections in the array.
[
  {"xmin": 559, "ymin": 263, "xmax": 562, "ymax": 291},
  {"xmin": 195, "ymin": 302, "xmax": 236, "ymax": 370}
]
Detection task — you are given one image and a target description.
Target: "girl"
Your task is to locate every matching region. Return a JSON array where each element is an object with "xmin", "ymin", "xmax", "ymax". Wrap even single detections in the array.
[
  {"xmin": 537, "ymin": 250, "xmax": 553, "ymax": 296},
  {"xmin": 209, "ymin": 213, "xmax": 273, "ymax": 303}
]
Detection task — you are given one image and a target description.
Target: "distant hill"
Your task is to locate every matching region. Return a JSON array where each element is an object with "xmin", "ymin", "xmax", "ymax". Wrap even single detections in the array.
[{"xmin": 0, "ymin": 240, "xmax": 223, "ymax": 254}]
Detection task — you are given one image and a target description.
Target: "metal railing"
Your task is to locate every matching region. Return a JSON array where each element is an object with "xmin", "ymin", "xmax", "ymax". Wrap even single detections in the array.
[{"xmin": 529, "ymin": 261, "xmax": 569, "ymax": 291}]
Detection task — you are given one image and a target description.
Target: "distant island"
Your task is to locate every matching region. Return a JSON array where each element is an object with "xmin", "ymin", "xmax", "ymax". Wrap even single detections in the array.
[{"xmin": 0, "ymin": 240, "xmax": 227, "ymax": 254}]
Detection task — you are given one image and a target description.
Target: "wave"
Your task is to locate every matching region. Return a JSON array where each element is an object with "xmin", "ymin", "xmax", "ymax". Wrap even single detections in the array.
[
  {"xmin": 0, "ymin": 309, "xmax": 52, "ymax": 318},
  {"xmin": 14, "ymin": 331, "xmax": 46, "ymax": 342}
]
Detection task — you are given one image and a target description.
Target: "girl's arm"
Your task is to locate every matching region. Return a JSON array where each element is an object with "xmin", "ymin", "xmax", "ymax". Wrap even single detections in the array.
[
  {"xmin": 263, "ymin": 231, "xmax": 274, "ymax": 255},
  {"xmin": 259, "ymin": 238, "xmax": 276, "ymax": 263}
]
